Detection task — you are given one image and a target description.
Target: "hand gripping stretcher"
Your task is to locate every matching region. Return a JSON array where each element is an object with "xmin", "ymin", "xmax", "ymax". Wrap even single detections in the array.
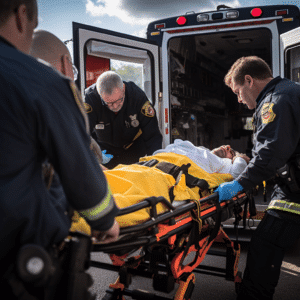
[{"xmin": 91, "ymin": 191, "xmax": 252, "ymax": 300}]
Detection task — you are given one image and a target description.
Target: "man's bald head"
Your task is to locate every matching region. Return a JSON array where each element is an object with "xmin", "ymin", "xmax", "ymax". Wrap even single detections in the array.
[{"xmin": 30, "ymin": 29, "xmax": 74, "ymax": 80}]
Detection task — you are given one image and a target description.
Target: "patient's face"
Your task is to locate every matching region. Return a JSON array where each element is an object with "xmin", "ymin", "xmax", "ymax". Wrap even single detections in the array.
[{"xmin": 211, "ymin": 145, "xmax": 235, "ymax": 160}]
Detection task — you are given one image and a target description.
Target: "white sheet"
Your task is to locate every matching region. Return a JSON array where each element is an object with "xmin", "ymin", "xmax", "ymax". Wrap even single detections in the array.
[{"xmin": 153, "ymin": 139, "xmax": 247, "ymax": 179}]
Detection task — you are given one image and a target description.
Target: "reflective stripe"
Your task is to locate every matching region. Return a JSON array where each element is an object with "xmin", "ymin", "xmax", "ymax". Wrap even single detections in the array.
[
  {"xmin": 267, "ymin": 200, "xmax": 300, "ymax": 215},
  {"xmin": 79, "ymin": 185, "xmax": 114, "ymax": 222}
]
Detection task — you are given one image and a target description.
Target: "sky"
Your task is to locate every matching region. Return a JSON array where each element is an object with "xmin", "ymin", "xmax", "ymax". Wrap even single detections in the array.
[{"xmin": 37, "ymin": 0, "xmax": 300, "ymax": 53}]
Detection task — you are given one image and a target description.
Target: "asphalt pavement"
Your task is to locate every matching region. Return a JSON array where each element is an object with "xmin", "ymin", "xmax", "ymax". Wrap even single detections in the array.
[
  {"xmin": 88, "ymin": 189, "xmax": 300, "ymax": 300},
  {"xmin": 87, "ymin": 231, "xmax": 300, "ymax": 300}
]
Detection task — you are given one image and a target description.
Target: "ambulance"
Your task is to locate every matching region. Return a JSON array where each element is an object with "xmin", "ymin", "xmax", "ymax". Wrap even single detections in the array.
[{"xmin": 73, "ymin": 4, "xmax": 300, "ymax": 227}]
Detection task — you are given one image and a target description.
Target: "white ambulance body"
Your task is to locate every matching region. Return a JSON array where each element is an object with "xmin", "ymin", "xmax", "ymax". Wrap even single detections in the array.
[
  {"xmin": 73, "ymin": 4, "xmax": 300, "ymax": 154},
  {"xmin": 73, "ymin": 4, "xmax": 300, "ymax": 229}
]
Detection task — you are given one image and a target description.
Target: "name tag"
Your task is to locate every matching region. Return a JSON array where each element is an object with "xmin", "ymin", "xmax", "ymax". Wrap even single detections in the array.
[{"xmin": 96, "ymin": 124, "xmax": 105, "ymax": 130}]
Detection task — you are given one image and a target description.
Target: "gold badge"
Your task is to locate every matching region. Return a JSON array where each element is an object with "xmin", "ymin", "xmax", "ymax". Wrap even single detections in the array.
[
  {"xmin": 141, "ymin": 101, "xmax": 155, "ymax": 117},
  {"xmin": 84, "ymin": 103, "xmax": 93, "ymax": 113},
  {"xmin": 261, "ymin": 103, "xmax": 276, "ymax": 124},
  {"xmin": 129, "ymin": 114, "xmax": 139, "ymax": 127}
]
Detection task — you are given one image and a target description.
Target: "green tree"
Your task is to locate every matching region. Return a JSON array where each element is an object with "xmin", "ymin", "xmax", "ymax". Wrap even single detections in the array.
[{"xmin": 112, "ymin": 64, "xmax": 143, "ymax": 89}]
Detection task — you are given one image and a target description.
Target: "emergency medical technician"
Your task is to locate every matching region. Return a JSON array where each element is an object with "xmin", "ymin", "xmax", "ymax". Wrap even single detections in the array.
[
  {"xmin": 84, "ymin": 71, "xmax": 163, "ymax": 169},
  {"xmin": 30, "ymin": 29, "xmax": 105, "ymax": 167},
  {"xmin": 0, "ymin": 0, "xmax": 119, "ymax": 297},
  {"xmin": 216, "ymin": 56, "xmax": 300, "ymax": 300}
]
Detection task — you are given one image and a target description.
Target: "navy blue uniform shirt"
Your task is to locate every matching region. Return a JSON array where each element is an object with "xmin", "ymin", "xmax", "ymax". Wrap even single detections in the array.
[
  {"xmin": 84, "ymin": 82, "xmax": 162, "ymax": 167},
  {"xmin": 0, "ymin": 37, "xmax": 118, "ymax": 263},
  {"xmin": 236, "ymin": 76, "xmax": 300, "ymax": 203}
]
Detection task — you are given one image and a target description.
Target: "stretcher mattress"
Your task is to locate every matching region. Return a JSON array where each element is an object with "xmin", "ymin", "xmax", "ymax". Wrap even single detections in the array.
[{"xmin": 71, "ymin": 152, "xmax": 234, "ymax": 234}]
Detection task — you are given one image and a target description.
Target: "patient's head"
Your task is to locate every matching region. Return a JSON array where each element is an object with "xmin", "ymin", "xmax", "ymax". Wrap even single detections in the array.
[
  {"xmin": 211, "ymin": 145, "xmax": 250, "ymax": 164},
  {"xmin": 211, "ymin": 145, "xmax": 235, "ymax": 159}
]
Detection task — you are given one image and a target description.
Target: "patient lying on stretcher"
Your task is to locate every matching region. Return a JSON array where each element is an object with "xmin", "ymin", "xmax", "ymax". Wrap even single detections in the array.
[
  {"xmin": 154, "ymin": 139, "xmax": 249, "ymax": 179},
  {"xmin": 71, "ymin": 139, "xmax": 249, "ymax": 234}
]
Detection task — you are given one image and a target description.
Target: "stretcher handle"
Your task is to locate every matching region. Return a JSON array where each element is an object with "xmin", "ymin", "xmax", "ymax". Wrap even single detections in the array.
[
  {"xmin": 119, "ymin": 193, "xmax": 220, "ymax": 235},
  {"xmin": 117, "ymin": 196, "xmax": 175, "ymax": 216},
  {"xmin": 199, "ymin": 192, "xmax": 219, "ymax": 203},
  {"xmin": 93, "ymin": 192, "xmax": 248, "ymax": 252}
]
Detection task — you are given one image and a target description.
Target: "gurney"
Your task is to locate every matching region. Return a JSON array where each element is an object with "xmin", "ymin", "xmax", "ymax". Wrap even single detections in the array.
[
  {"xmin": 73, "ymin": 153, "xmax": 254, "ymax": 300},
  {"xmin": 89, "ymin": 192, "xmax": 249, "ymax": 300}
]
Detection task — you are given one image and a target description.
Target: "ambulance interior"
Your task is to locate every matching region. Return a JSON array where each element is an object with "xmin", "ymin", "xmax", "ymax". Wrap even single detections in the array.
[{"xmin": 168, "ymin": 28, "xmax": 272, "ymax": 157}]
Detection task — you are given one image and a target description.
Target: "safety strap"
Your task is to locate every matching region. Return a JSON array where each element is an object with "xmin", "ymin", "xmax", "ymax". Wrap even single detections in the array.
[
  {"xmin": 155, "ymin": 161, "xmax": 209, "ymax": 192},
  {"xmin": 267, "ymin": 199, "xmax": 300, "ymax": 216},
  {"xmin": 137, "ymin": 160, "xmax": 209, "ymax": 201}
]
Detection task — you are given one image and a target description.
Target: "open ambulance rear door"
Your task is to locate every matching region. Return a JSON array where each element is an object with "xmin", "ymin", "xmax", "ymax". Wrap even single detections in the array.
[
  {"xmin": 280, "ymin": 26, "xmax": 300, "ymax": 82},
  {"xmin": 72, "ymin": 22, "xmax": 163, "ymax": 136}
]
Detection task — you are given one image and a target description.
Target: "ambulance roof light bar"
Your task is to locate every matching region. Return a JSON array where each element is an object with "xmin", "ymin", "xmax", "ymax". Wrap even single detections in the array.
[
  {"xmin": 197, "ymin": 10, "xmax": 239, "ymax": 22},
  {"xmin": 226, "ymin": 11, "xmax": 239, "ymax": 19},
  {"xmin": 197, "ymin": 14, "xmax": 209, "ymax": 22}
]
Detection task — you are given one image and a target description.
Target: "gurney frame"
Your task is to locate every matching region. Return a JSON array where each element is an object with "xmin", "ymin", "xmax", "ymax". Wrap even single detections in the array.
[{"xmin": 90, "ymin": 192, "xmax": 250, "ymax": 300}]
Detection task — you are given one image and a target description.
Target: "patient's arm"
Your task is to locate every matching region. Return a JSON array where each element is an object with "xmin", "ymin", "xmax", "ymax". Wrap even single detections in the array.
[
  {"xmin": 233, "ymin": 153, "xmax": 250, "ymax": 164},
  {"xmin": 230, "ymin": 156, "xmax": 248, "ymax": 179}
]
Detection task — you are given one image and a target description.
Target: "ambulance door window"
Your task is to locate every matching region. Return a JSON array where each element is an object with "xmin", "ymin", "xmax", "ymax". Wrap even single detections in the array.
[
  {"xmin": 285, "ymin": 44, "xmax": 300, "ymax": 82},
  {"xmin": 85, "ymin": 40, "xmax": 153, "ymax": 103},
  {"xmin": 111, "ymin": 60, "xmax": 144, "ymax": 94}
]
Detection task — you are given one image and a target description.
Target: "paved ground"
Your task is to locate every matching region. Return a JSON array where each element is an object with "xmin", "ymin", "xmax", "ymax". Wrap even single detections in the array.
[
  {"xmin": 88, "ymin": 190, "xmax": 300, "ymax": 300},
  {"xmin": 88, "ymin": 230, "xmax": 300, "ymax": 300}
]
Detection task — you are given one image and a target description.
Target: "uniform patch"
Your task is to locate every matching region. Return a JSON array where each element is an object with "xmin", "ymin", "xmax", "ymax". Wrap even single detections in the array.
[
  {"xmin": 141, "ymin": 101, "xmax": 155, "ymax": 117},
  {"xmin": 261, "ymin": 103, "xmax": 276, "ymax": 124},
  {"xmin": 84, "ymin": 103, "xmax": 93, "ymax": 113}
]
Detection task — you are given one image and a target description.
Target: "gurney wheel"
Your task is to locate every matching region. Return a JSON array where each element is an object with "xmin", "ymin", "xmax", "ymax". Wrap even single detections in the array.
[
  {"xmin": 235, "ymin": 271, "xmax": 243, "ymax": 295},
  {"xmin": 174, "ymin": 273, "xmax": 195, "ymax": 300},
  {"xmin": 102, "ymin": 291, "xmax": 125, "ymax": 300}
]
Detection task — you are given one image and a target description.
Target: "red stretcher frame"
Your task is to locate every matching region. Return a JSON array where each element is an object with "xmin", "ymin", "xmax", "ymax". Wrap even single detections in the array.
[{"xmin": 90, "ymin": 192, "xmax": 249, "ymax": 300}]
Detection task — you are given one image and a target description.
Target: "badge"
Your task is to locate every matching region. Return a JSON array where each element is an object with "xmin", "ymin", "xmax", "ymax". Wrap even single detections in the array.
[
  {"xmin": 129, "ymin": 114, "xmax": 139, "ymax": 127},
  {"xmin": 141, "ymin": 101, "xmax": 155, "ymax": 117},
  {"xmin": 96, "ymin": 123, "xmax": 105, "ymax": 130},
  {"xmin": 261, "ymin": 103, "xmax": 276, "ymax": 124},
  {"xmin": 84, "ymin": 103, "xmax": 93, "ymax": 113}
]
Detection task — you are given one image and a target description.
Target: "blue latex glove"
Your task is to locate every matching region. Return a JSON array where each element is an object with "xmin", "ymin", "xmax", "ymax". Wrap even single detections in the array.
[
  {"xmin": 102, "ymin": 150, "xmax": 114, "ymax": 164},
  {"xmin": 215, "ymin": 180, "xmax": 243, "ymax": 202}
]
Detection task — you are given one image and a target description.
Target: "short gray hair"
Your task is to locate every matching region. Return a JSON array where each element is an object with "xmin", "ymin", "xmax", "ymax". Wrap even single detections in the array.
[{"xmin": 96, "ymin": 71, "xmax": 123, "ymax": 97}]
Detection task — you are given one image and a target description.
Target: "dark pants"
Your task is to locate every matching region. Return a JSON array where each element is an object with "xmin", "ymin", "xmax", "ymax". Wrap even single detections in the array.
[{"xmin": 237, "ymin": 210, "xmax": 300, "ymax": 300}]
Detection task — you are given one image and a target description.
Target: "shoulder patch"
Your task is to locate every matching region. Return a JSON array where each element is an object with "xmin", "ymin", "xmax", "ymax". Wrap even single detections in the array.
[
  {"xmin": 84, "ymin": 102, "xmax": 93, "ymax": 113},
  {"xmin": 261, "ymin": 103, "xmax": 276, "ymax": 124},
  {"xmin": 141, "ymin": 101, "xmax": 155, "ymax": 117}
]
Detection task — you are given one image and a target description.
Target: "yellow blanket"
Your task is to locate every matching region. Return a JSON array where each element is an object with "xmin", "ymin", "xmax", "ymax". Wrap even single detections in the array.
[{"xmin": 70, "ymin": 152, "xmax": 233, "ymax": 232}]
